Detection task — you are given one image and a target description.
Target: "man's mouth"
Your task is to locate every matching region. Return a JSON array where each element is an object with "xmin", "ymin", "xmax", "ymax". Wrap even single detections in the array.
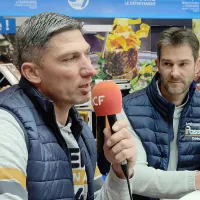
[{"xmin": 79, "ymin": 83, "xmax": 90, "ymax": 88}]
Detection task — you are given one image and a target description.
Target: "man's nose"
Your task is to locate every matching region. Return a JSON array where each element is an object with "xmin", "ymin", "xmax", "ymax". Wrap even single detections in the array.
[
  {"xmin": 80, "ymin": 56, "xmax": 97, "ymax": 77},
  {"xmin": 171, "ymin": 65, "xmax": 181, "ymax": 79}
]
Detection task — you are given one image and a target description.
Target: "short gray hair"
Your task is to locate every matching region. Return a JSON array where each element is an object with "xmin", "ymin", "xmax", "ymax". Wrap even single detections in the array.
[
  {"xmin": 157, "ymin": 27, "xmax": 199, "ymax": 61},
  {"xmin": 14, "ymin": 12, "xmax": 83, "ymax": 70}
]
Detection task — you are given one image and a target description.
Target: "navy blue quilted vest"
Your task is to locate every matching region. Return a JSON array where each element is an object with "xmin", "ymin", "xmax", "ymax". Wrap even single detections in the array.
[
  {"xmin": 0, "ymin": 78, "xmax": 97, "ymax": 200},
  {"xmin": 124, "ymin": 73, "xmax": 200, "ymax": 200}
]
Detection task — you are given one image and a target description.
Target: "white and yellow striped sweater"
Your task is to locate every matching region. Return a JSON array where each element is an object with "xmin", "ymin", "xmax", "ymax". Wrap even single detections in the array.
[{"xmin": 0, "ymin": 109, "xmax": 132, "ymax": 200}]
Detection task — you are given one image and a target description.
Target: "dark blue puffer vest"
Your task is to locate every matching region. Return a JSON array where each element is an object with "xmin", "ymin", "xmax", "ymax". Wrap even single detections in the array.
[
  {"xmin": 124, "ymin": 73, "xmax": 200, "ymax": 200},
  {"xmin": 0, "ymin": 78, "xmax": 97, "ymax": 200}
]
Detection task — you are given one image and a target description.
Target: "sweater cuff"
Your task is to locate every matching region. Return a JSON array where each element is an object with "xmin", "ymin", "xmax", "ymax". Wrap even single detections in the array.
[
  {"xmin": 106, "ymin": 167, "xmax": 133, "ymax": 195},
  {"xmin": 187, "ymin": 171, "xmax": 197, "ymax": 191}
]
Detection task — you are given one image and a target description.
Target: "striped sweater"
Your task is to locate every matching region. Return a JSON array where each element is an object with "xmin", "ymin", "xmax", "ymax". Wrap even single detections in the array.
[{"xmin": 0, "ymin": 109, "xmax": 133, "ymax": 200}]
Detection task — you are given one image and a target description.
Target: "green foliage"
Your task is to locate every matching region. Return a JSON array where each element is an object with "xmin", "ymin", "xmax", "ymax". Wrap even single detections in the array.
[
  {"xmin": 130, "ymin": 59, "xmax": 156, "ymax": 93},
  {"xmin": 92, "ymin": 57, "xmax": 110, "ymax": 82}
]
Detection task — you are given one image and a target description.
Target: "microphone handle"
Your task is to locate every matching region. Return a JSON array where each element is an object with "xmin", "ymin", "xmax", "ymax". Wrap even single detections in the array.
[
  {"xmin": 107, "ymin": 115, "xmax": 133, "ymax": 200},
  {"xmin": 107, "ymin": 114, "xmax": 127, "ymax": 166},
  {"xmin": 107, "ymin": 115, "xmax": 132, "ymax": 200},
  {"xmin": 107, "ymin": 114, "xmax": 117, "ymax": 135}
]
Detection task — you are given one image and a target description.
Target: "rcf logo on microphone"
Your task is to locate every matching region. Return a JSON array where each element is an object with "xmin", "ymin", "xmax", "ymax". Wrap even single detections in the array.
[
  {"xmin": 92, "ymin": 81, "xmax": 122, "ymax": 116},
  {"xmin": 92, "ymin": 96, "xmax": 105, "ymax": 106}
]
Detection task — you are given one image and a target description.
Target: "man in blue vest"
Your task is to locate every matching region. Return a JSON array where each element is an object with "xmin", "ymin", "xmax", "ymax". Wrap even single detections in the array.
[
  {"xmin": 0, "ymin": 12, "xmax": 136, "ymax": 200},
  {"xmin": 118, "ymin": 27, "xmax": 200, "ymax": 200}
]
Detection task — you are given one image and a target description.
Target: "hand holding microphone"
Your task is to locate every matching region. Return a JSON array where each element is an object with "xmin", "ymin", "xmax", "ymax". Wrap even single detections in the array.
[
  {"xmin": 92, "ymin": 81, "xmax": 136, "ymax": 180},
  {"xmin": 103, "ymin": 120, "xmax": 136, "ymax": 179}
]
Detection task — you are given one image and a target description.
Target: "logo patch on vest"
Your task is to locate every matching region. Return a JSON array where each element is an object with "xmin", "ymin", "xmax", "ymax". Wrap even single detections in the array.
[{"xmin": 185, "ymin": 122, "xmax": 200, "ymax": 140}]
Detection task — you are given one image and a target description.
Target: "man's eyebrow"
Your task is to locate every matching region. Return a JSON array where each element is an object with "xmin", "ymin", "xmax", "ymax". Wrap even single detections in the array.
[
  {"xmin": 161, "ymin": 59, "xmax": 172, "ymax": 62},
  {"xmin": 179, "ymin": 59, "xmax": 191, "ymax": 62},
  {"xmin": 161, "ymin": 59, "xmax": 191, "ymax": 62},
  {"xmin": 56, "ymin": 46, "xmax": 91, "ymax": 59}
]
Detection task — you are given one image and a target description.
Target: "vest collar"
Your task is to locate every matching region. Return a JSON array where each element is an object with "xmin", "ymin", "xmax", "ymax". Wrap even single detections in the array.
[
  {"xmin": 146, "ymin": 72, "xmax": 196, "ymax": 121},
  {"xmin": 19, "ymin": 77, "xmax": 83, "ymax": 138}
]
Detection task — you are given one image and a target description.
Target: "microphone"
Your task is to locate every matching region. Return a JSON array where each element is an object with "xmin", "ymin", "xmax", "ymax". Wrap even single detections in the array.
[
  {"xmin": 92, "ymin": 80, "xmax": 122, "ymax": 132},
  {"xmin": 92, "ymin": 81, "xmax": 128, "ymax": 167},
  {"xmin": 92, "ymin": 81, "xmax": 133, "ymax": 200}
]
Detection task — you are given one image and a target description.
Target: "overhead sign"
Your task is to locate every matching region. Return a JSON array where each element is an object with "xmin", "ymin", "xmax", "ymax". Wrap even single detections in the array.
[
  {"xmin": 0, "ymin": 18, "xmax": 16, "ymax": 34},
  {"xmin": 0, "ymin": 0, "xmax": 200, "ymax": 19}
]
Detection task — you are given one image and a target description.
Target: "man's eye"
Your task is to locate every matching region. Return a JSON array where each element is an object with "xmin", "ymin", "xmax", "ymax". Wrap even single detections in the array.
[
  {"xmin": 180, "ymin": 63, "xmax": 187, "ymax": 67},
  {"xmin": 63, "ymin": 56, "xmax": 76, "ymax": 62},
  {"xmin": 164, "ymin": 62, "xmax": 172, "ymax": 66},
  {"xmin": 85, "ymin": 52, "xmax": 90, "ymax": 58}
]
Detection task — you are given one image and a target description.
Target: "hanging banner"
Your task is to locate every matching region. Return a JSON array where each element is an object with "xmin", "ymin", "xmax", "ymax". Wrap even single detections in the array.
[
  {"xmin": 0, "ymin": 18, "xmax": 16, "ymax": 34},
  {"xmin": 0, "ymin": 0, "xmax": 200, "ymax": 19}
]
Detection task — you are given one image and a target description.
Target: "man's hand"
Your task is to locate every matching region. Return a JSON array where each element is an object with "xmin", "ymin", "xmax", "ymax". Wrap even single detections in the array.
[{"xmin": 103, "ymin": 120, "xmax": 137, "ymax": 179}]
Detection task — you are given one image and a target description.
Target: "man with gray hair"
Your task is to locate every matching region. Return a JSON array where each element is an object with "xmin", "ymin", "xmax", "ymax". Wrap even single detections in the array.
[
  {"xmin": 0, "ymin": 12, "xmax": 136, "ymax": 200},
  {"xmin": 117, "ymin": 27, "xmax": 200, "ymax": 200}
]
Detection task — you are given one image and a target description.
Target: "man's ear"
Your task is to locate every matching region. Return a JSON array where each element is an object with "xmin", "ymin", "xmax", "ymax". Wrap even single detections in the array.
[
  {"xmin": 21, "ymin": 62, "xmax": 41, "ymax": 84},
  {"xmin": 195, "ymin": 57, "xmax": 200, "ymax": 75},
  {"xmin": 155, "ymin": 59, "xmax": 160, "ymax": 72}
]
